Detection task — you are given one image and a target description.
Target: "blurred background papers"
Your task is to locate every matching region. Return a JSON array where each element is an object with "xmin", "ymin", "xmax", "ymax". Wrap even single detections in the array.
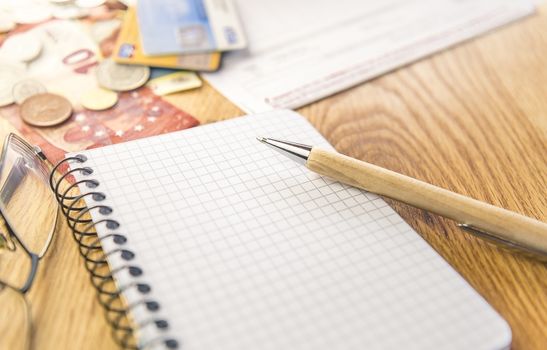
[
  {"xmin": 0, "ymin": 0, "xmax": 537, "ymax": 163},
  {"xmin": 202, "ymin": 0, "xmax": 536, "ymax": 113}
]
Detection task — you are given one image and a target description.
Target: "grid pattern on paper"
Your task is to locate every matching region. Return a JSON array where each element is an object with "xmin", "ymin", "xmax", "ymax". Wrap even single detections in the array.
[{"xmin": 72, "ymin": 110, "xmax": 511, "ymax": 350}]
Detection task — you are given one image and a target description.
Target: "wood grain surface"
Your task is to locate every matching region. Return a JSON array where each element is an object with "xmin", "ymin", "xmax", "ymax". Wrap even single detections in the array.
[
  {"xmin": 1, "ymin": 3, "xmax": 546, "ymax": 350},
  {"xmin": 306, "ymin": 147, "xmax": 547, "ymax": 255}
]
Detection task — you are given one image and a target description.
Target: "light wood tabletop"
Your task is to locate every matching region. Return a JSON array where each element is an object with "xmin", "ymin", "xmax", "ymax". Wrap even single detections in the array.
[{"xmin": 1, "ymin": 3, "xmax": 546, "ymax": 350}]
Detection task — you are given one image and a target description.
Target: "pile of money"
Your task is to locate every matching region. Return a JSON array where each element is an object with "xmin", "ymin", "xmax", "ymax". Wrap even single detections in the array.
[
  {"xmin": 0, "ymin": 0, "xmax": 204, "ymax": 128},
  {"xmin": 0, "ymin": 2, "xmax": 201, "ymax": 165}
]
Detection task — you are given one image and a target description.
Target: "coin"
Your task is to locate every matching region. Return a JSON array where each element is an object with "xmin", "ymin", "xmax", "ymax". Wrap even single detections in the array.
[
  {"xmin": 0, "ymin": 16, "xmax": 15, "ymax": 33},
  {"xmin": 51, "ymin": 4, "xmax": 90, "ymax": 19},
  {"xmin": 12, "ymin": 79, "xmax": 47, "ymax": 105},
  {"xmin": 96, "ymin": 59, "xmax": 150, "ymax": 92},
  {"xmin": 146, "ymin": 72, "xmax": 202, "ymax": 96},
  {"xmin": 12, "ymin": 6, "xmax": 52, "ymax": 24},
  {"xmin": 81, "ymin": 87, "xmax": 118, "ymax": 111},
  {"xmin": 76, "ymin": 0, "xmax": 106, "ymax": 8},
  {"xmin": 0, "ymin": 33, "xmax": 42, "ymax": 62},
  {"xmin": 20, "ymin": 93, "xmax": 73, "ymax": 127},
  {"xmin": 0, "ymin": 63, "xmax": 26, "ymax": 107}
]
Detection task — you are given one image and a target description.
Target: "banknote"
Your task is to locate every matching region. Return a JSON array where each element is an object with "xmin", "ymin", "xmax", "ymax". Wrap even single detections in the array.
[
  {"xmin": 0, "ymin": 18, "xmax": 199, "ymax": 165},
  {"xmin": 114, "ymin": 7, "xmax": 221, "ymax": 71},
  {"xmin": 137, "ymin": 0, "xmax": 247, "ymax": 55}
]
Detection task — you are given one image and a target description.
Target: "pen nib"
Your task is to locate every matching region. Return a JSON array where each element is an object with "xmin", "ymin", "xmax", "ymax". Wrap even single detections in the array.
[{"xmin": 255, "ymin": 136, "xmax": 312, "ymax": 165}]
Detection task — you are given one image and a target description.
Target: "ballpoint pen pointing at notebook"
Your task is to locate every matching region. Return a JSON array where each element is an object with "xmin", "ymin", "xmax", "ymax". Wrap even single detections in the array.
[{"xmin": 257, "ymin": 137, "xmax": 547, "ymax": 259}]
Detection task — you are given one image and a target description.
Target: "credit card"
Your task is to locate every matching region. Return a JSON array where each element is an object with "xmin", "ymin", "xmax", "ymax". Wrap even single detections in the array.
[
  {"xmin": 146, "ymin": 71, "xmax": 202, "ymax": 96},
  {"xmin": 137, "ymin": 0, "xmax": 247, "ymax": 55},
  {"xmin": 113, "ymin": 7, "xmax": 221, "ymax": 71}
]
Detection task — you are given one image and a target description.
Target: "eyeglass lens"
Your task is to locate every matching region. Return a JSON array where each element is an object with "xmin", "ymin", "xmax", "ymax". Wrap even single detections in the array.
[
  {"xmin": 0, "ymin": 283, "xmax": 31, "ymax": 350},
  {"xmin": 0, "ymin": 135, "xmax": 57, "ymax": 289}
]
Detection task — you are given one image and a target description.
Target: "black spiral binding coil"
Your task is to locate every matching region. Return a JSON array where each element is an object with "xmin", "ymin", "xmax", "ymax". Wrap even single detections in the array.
[{"xmin": 49, "ymin": 155, "xmax": 179, "ymax": 350}]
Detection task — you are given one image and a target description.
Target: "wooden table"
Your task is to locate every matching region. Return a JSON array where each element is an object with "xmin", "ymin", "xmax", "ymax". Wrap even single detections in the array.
[{"xmin": 6, "ymin": 4, "xmax": 547, "ymax": 350}]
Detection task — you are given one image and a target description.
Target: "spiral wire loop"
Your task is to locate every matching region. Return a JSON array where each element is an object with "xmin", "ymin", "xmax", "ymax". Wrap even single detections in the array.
[{"xmin": 49, "ymin": 156, "xmax": 178, "ymax": 349}]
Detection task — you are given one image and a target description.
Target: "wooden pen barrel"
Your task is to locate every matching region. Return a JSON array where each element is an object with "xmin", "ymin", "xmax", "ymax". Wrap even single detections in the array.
[{"xmin": 307, "ymin": 148, "xmax": 547, "ymax": 257}]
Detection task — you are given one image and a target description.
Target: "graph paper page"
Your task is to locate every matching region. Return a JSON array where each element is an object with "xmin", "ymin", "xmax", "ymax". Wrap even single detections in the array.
[
  {"xmin": 203, "ymin": 0, "xmax": 534, "ymax": 112},
  {"xmin": 71, "ymin": 110, "xmax": 510, "ymax": 350}
]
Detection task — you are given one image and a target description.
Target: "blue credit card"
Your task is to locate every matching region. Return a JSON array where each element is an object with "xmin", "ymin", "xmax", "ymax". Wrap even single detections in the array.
[{"xmin": 137, "ymin": 0, "xmax": 247, "ymax": 56}]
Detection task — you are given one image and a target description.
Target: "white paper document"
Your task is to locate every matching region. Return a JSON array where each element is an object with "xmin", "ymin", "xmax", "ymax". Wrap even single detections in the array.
[{"xmin": 203, "ymin": 0, "xmax": 535, "ymax": 112}]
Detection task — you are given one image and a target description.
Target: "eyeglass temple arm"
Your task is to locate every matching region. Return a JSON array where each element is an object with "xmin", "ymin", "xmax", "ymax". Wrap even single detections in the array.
[
  {"xmin": 19, "ymin": 253, "xmax": 39, "ymax": 294},
  {"xmin": 33, "ymin": 145, "xmax": 46, "ymax": 161},
  {"xmin": 0, "ymin": 222, "xmax": 40, "ymax": 293}
]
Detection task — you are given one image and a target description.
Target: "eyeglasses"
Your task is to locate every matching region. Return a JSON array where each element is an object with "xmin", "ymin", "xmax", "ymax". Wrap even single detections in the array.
[{"xmin": 0, "ymin": 133, "xmax": 59, "ymax": 350}]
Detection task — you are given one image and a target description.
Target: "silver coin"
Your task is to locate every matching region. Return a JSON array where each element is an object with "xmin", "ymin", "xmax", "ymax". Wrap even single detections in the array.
[
  {"xmin": 12, "ymin": 79, "xmax": 47, "ymax": 105},
  {"xmin": 96, "ymin": 59, "xmax": 150, "ymax": 92},
  {"xmin": 0, "ymin": 63, "xmax": 26, "ymax": 107},
  {"xmin": 0, "ymin": 16, "xmax": 15, "ymax": 33},
  {"xmin": 49, "ymin": 0, "xmax": 75, "ymax": 4},
  {"xmin": 12, "ymin": 5, "xmax": 52, "ymax": 24},
  {"xmin": 51, "ymin": 4, "xmax": 90, "ymax": 19},
  {"xmin": 0, "ymin": 33, "xmax": 42, "ymax": 62}
]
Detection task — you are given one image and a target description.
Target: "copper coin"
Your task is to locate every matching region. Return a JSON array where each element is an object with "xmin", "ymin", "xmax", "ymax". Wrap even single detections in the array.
[{"xmin": 20, "ymin": 93, "xmax": 73, "ymax": 127}]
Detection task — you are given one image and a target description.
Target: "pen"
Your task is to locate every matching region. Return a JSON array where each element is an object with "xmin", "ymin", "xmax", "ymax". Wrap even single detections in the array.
[{"xmin": 257, "ymin": 137, "xmax": 547, "ymax": 259}]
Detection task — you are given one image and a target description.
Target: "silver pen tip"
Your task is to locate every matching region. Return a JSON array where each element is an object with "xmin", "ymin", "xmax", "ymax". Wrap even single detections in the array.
[{"xmin": 255, "ymin": 136, "xmax": 312, "ymax": 165}]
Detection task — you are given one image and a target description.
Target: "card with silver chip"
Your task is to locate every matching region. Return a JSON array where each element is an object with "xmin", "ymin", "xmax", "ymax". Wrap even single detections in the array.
[
  {"xmin": 114, "ymin": 7, "xmax": 221, "ymax": 71},
  {"xmin": 137, "ymin": 0, "xmax": 247, "ymax": 55}
]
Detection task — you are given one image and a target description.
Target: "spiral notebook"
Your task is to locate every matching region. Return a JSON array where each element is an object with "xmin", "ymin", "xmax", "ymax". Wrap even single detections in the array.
[{"xmin": 62, "ymin": 110, "xmax": 511, "ymax": 349}]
